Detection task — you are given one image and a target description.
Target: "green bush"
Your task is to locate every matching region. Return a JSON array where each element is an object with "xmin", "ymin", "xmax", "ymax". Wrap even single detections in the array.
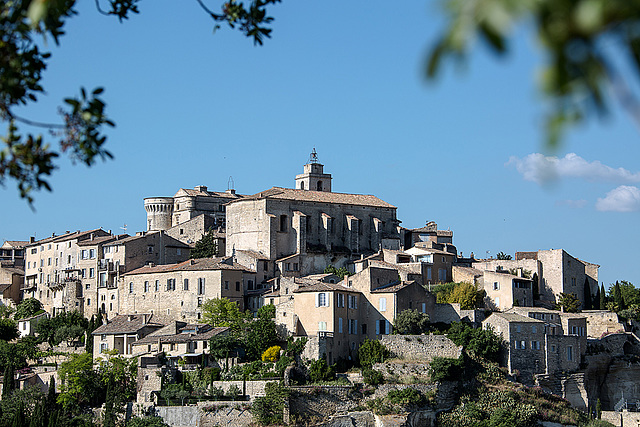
[
  {"xmin": 308, "ymin": 359, "xmax": 335, "ymax": 383},
  {"xmin": 251, "ymin": 382, "xmax": 289, "ymax": 425},
  {"xmin": 446, "ymin": 322, "xmax": 503, "ymax": 363},
  {"xmin": 428, "ymin": 356, "xmax": 464, "ymax": 382},
  {"xmin": 386, "ymin": 388, "xmax": 426, "ymax": 407},
  {"xmin": 359, "ymin": 339, "xmax": 389, "ymax": 369},
  {"xmin": 362, "ymin": 368, "xmax": 384, "ymax": 386}
]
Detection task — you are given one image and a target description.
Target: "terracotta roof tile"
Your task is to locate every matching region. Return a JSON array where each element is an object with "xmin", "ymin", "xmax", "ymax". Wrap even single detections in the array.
[
  {"xmin": 236, "ymin": 187, "xmax": 396, "ymax": 209},
  {"xmin": 92, "ymin": 314, "xmax": 163, "ymax": 335},
  {"xmin": 124, "ymin": 257, "xmax": 253, "ymax": 276}
]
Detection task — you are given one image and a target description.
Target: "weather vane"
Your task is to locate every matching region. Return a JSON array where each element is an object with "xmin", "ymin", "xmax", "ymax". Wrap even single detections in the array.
[{"xmin": 309, "ymin": 147, "xmax": 318, "ymax": 164}]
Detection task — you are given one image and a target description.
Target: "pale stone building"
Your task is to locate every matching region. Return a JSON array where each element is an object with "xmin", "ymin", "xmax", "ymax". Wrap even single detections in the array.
[
  {"xmin": 400, "ymin": 221, "xmax": 454, "ymax": 250},
  {"xmin": 0, "ymin": 240, "xmax": 27, "ymax": 268},
  {"xmin": 144, "ymin": 186, "xmax": 242, "ymax": 232},
  {"xmin": 483, "ymin": 310, "xmax": 585, "ymax": 383},
  {"xmin": 0, "ymin": 264, "xmax": 23, "ymax": 306},
  {"xmin": 164, "ymin": 214, "xmax": 225, "ymax": 255},
  {"xmin": 120, "ymin": 257, "xmax": 256, "ymax": 324},
  {"xmin": 225, "ymin": 156, "xmax": 401, "ymax": 278},
  {"xmin": 473, "ymin": 249, "xmax": 599, "ymax": 309},
  {"xmin": 453, "ymin": 266, "xmax": 533, "ymax": 310},
  {"xmin": 92, "ymin": 314, "xmax": 163, "ymax": 361}
]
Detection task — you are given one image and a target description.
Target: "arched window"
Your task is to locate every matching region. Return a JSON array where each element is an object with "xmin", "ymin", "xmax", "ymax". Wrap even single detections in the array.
[
  {"xmin": 300, "ymin": 182, "xmax": 305, "ymax": 190},
  {"xmin": 317, "ymin": 181, "xmax": 323, "ymax": 191}
]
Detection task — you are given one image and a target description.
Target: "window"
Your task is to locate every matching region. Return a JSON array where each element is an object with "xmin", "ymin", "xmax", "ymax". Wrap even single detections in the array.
[
  {"xmin": 86, "ymin": 284, "xmax": 90, "ymax": 290},
  {"xmin": 263, "ymin": 261, "xmax": 269, "ymax": 271},
  {"xmin": 362, "ymin": 323, "xmax": 367, "ymax": 335},
  {"xmin": 67, "ymin": 255, "xmax": 71, "ymax": 264},
  {"xmin": 198, "ymin": 278, "xmax": 205, "ymax": 295},
  {"xmin": 317, "ymin": 180, "xmax": 323, "ymax": 191},
  {"xmin": 285, "ymin": 263, "xmax": 291, "ymax": 271},
  {"xmin": 338, "ymin": 318, "xmax": 343, "ymax": 333},
  {"xmin": 318, "ymin": 321, "xmax": 327, "ymax": 331},
  {"xmin": 129, "ymin": 282, "xmax": 133, "ymax": 293},
  {"xmin": 515, "ymin": 340, "xmax": 526, "ymax": 349},
  {"xmin": 81, "ymin": 269, "xmax": 86, "ymax": 278},
  {"xmin": 47, "ymin": 257, "xmax": 51, "ymax": 266},
  {"xmin": 337, "ymin": 293, "xmax": 344, "ymax": 307},
  {"xmin": 179, "ymin": 229, "xmax": 184, "ymax": 235},
  {"xmin": 166, "ymin": 279, "xmax": 176, "ymax": 291},
  {"xmin": 317, "ymin": 293, "xmax": 329, "ymax": 307},
  {"xmin": 426, "ymin": 267, "xmax": 432, "ymax": 280},
  {"xmin": 99, "ymin": 273, "xmax": 107, "ymax": 287},
  {"xmin": 551, "ymin": 344, "xmax": 556, "ymax": 352},
  {"xmin": 197, "ymin": 297, "xmax": 203, "ymax": 307},
  {"xmin": 421, "ymin": 303, "xmax": 426, "ymax": 313},
  {"xmin": 87, "ymin": 298, "xmax": 91, "ymax": 306},
  {"xmin": 376, "ymin": 319, "xmax": 390, "ymax": 335},
  {"xmin": 293, "ymin": 263, "xmax": 299, "ymax": 271},
  {"xmin": 183, "ymin": 278, "xmax": 189, "ymax": 291},
  {"xmin": 379, "ymin": 297, "xmax": 387, "ymax": 312},
  {"xmin": 89, "ymin": 268, "xmax": 95, "ymax": 278},
  {"xmin": 247, "ymin": 280, "xmax": 254, "ymax": 290},
  {"xmin": 279, "ymin": 215, "xmax": 288, "ymax": 232},
  {"xmin": 515, "ymin": 324, "xmax": 521, "ymax": 333},
  {"xmin": 348, "ymin": 295, "xmax": 358, "ymax": 309},
  {"xmin": 147, "ymin": 246, "xmax": 153, "ymax": 254},
  {"xmin": 89, "ymin": 249, "xmax": 95, "ymax": 259},
  {"xmin": 532, "ymin": 325, "xmax": 537, "ymax": 333},
  {"xmin": 100, "ymin": 343, "xmax": 108, "ymax": 353},
  {"xmin": 155, "ymin": 280, "xmax": 159, "ymax": 292},
  {"xmin": 177, "ymin": 248, "xmax": 182, "ymax": 256},
  {"xmin": 40, "ymin": 259, "xmax": 43, "ymax": 267},
  {"xmin": 571, "ymin": 277, "xmax": 576, "ymax": 286},
  {"xmin": 567, "ymin": 346, "xmax": 573, "ymax": 361},
  {"xmin": 349, "ymin": 319, "xmax": 358, "ymax": 334},
  {"xmin": 438, "ymin": 269, "xmax": 446, "ymax": 281},
  {"xmin": 144, "ymin": 281, "xmax": 149, "ymax": 292},
  {"xmin": 236, "ymin": 281, "xmax": 240, "ymax": 291},
  {"xmin": 493, "ymin": 282, "xmax": 499, "ymax": 290},
  {"xmin": 224, "ymin": 280, "xmax": 229, "ymax": 290},
  {"xmin": 531, "ymin": 341, "xmax": 541, "ymax": 350}
]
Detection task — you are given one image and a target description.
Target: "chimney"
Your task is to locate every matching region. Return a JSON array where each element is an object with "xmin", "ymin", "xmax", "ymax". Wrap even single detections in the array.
[
  {"xmin": 127, "ymin": 315, "xmax": 134, "ymax": 322},
  {"xmin": 190, "ymin": 259, "xmax": 195, "ymax": 265},
  {"xmin": 147, "ymin": 262, "xmax": 155, "ymax": 268},
  {"xmin": 226, "ymin": 189, "xmax": 236, "ymax": 195},
  {"xmin": 195, "ymin": 185, "xmax": 208, "ymax": 192},
  {"xmin": 108, "ymin": 230, "xmax": 112, "ymax": 235},
  {"xmin": 470, "ymin": 252, "xmax": 474, "ymax": 259},
  {"xmin": 29, "ymin": 236, "xmax": 35, "ymax": 243},
  {"xmin": 90, "ymin": 233, "xmax": 94, "ymax": 241},
  {"xmin": 51, "ymin": 233, "xmax": 55, "ymax": 238}
]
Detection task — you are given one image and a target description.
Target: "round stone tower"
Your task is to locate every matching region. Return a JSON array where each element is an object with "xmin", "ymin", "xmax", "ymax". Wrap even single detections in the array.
[{"xmin": 144, "ymin": 197, "xmax": 174, "ymax": 231}]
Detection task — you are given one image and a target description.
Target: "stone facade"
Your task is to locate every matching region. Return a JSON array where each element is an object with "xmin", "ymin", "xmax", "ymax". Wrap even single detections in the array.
[
  {"xmin": 120, "ymin": 257, "xmax": 255, "ymax": 323},
  {"xmin": 581, "ymin": 310, "xmax": 625, "ymax": 338},
  {"xmin": 165, "ymin": 213, "xmax": 225, "ymax": 255},
  {"xmin": 92, "ymin": 314, "xmax": 163, "ymax": 360},
  {"xmin": 380, "ymin": 334, "xmax": 462, "ymax": 362}
]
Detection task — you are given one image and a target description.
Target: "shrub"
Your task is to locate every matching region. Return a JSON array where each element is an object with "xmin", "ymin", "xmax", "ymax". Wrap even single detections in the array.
[
  {"xmin": 251, "ymin": 382, "xmax": 289, "ymax": 425},
  {"xmin": 226, "ymin": 384, "xmax": 241, "ymax": 400},
  {"xmin": 261, "ymin": 345, "xmax": 281, "ymax": 362},
  {"xmin": 359, "ymin": 339, "xmax": 389, "ymax": 368},
  {"xmin": 393, "ymin": 309, "xmax": 430, "ymax": 335},
  {"xmin": 428, "ymin": 356, "xmax": 463, "ymax": 382},
  {"xmin": 362, "ymin": 368, "xmax": 384, "ymax": 386},
  {"xmin": 308, "ymin": 359, "xmax": 335, "ymax": 383},
  {"xmin": 386, "ymin": 388, "xmax": 426, "ymax": 407}
]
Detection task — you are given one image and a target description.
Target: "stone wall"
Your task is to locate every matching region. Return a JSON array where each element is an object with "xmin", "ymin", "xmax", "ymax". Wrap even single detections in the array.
[
  {"xmin": 153, "ymin": 403, "xmax": 254, "ymax": 427},
  {"xmin": 380, "ymin": 334, "xmax": 462, "ymax": 362},
  {"xmin": 582, "ymin": 311, "xmax": 625, "ymax": 339},
  {"xmin": 601, "ymin": 410, "xmax": 640, "ymax": 427},
  {"xmin": 431, "ymin": 303, "xmax": 461, "ymax": 324},
  {"xmin": 200, "ymin": 405, "xmax": 254, "ymax": 427},
  {"xmin": 289, "ymin": 386, "xmax": 360, "ymax": 424}
]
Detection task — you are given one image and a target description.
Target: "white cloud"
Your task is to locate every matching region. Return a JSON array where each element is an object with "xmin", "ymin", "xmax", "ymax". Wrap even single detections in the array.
[
  {"xmin": 555, "ymin": 199, "xmax": 588, "ymax": 209},
  {"xmin": 506, "ymin": 153, "xmax": 640, "ymax": 185},
  {"xmin": 596, "ymin": 186, "xmax": 640, "ymax": 212}
]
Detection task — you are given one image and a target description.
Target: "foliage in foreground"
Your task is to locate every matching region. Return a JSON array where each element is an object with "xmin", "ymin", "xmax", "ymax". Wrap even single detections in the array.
[
  {"xmin": 446, "ymin": 322, "xmax": 503, "ymax": 363},
  {"xmin": 358, "ymin": 339, "xmax": 389, "ymax": 369},
  {"xmin": 393, "ymin": 309, "xmax": 429, "ymax": 335},
  {"xmin": 252, "ymin": 382, "xmax": 289, "ymax": 425}
]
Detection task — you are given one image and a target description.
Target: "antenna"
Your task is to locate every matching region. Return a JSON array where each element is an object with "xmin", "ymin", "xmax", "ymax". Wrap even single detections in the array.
[
  {"xmin": 120, "ymin": 224, "xmax": 127, "ymax": 233},
  {"xmin": 227, "ymin": 176, "xmax": 235, "ymax": 191},
  {"xmin": 309, "ymin": 147, "xmax": 318, "ymax": 164}
]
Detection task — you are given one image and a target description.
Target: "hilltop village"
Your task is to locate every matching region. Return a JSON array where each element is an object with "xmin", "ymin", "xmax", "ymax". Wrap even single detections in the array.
[{"xmin": 0, "ymin": 152, "xmax": 639, "ymax": 427}]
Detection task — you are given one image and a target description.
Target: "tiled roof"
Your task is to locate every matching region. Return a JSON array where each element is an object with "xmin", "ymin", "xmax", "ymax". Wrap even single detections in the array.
[
  {"xmin": 236, "ymin": 187, "xmax": 396, "ymax": 209},
  {"xmin": 77, "ymin": 235, "xmax": 128, "ymax": 246},
  {"xmin": 371, "ymin": 281, "xmax": 415, "ymax": 293},
  {"xmin": 124, "ymin": 257, "xmax": 253, "ymax": 276},
  {"xmin": 293, "ymin": 282, "xmax": 360, "ymax": 294},
  {"xmin": 1, "ymin": 241, "xmax": 29, "ymax": 249},
  {"xmin": 92, "ymin": 314, "xmax": 163, "ymax": 335},
  {"xmin": 236, "ymin": 249, "xmax": 270, "ymax": 260},
  {"xmin": 486, "ymin": 312, "xmax": 544, "ymax": 323},
  {"xmin": 453, "ymin": 266, "xmax": 483, "ymax": 276},
  {"xmin": 175, "ymin": 188, "xmax": 244, "ymax": 199},
  {"xmin": 1, "ymin": 266, "xmax": 24, "ymax": 275},
  {"xmin": 133, "ymin": 325, "xmax": 228, "ymax": 345}
]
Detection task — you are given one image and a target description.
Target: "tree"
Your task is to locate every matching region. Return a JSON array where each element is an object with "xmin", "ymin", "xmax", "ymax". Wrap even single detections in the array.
[
  {"xmin": 35, "ymin": 310, "xmax": 89, "ymax": 347},
  {"xmin": 600, "ymin": 284, "xmax": 607, "ymax": 310},
  {"xmin": 0, "ymin": 318, "xmax": 19, "ymax": 342},
  {"xmin": 1, "ymin": 1, "xmax": 282, "ymax": 203},
  {"xmin": 532, "ymin": 273, "xmax": 540, "ymax": 301},
  {"xmin": 446, "ymin": 322, "xmax": 503, "ymax": 362},
  {"xmin": 427, "ymin": 0, "xmax": 640, "ymax": 146},
  {"xmin": 323, "ymin": 264, "xmax": 352, "ymax": 278},
  {"xmin": 201, "ymin": 298, "xmax": 248, "ymax": 332},
  {"xmin": 613, "ymin": 282, "xmax": 626, "ymax": 311},
  {"xmin": 245, "ymin": 308, "xmax": 278, "ymax": 360},
  {"xmin": 13, "ymin": 299, "xmax": 43, "ymax": 321},
  {"xmin": 3, "ymin": 363, "xmax": 15, "ymax": 398},
  {"xmin": 393, "ymin": 309, "xmax": 430, "ymax": 335},
  {"xmin": 557, "ymin": 292, "xmax": 581, "ymax": 313},
  {"xmin": 584, "ymin": 278, "xmax": 593, "ymax": 310},
  {"xmin": 448, "ymin": 282, "xmax": 483, "ymax": 310},
  {"xmin": 496, "ymin": 252, "xmax": 512, "ymax": 260},
  {"xmin": 190, "ymin": 228, "xmax": 219, "ymax": 258},
  {"xmin": 428, "ymin": 356, "xmax": 463, "ymax": 382},
  {"xmin": 57, "ymin": 353, "xmax": 100, "ymax": 411},
  {"xmin": 307, "ymin": 358, "xmax": 335, "ymax": 383},
  {"xmin": 594, "ymin": 285, "xmax": 602, "ymax": 310},
  {"xmin": 359, "ymin": 339, "xmax": 389, "ymax": 368}
]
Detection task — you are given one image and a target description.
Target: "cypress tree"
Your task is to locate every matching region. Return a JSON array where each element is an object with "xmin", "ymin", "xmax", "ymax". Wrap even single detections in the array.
[
  {"xmin": 3, "ymin": 364, "xmax": 14, "ymax": 398},
  {"xmin": 103, "ymin": 378, "xmax": 116, "ymax": 427},
  {"xmin": 594, "ymin": 285, "xmax": 601, "ymax": 310},
  {"xmin": 583, "ymin": 278, "xmax": 592, "ymax": 310},
  {"xmin": 46, "ymin": 377, "xmax": 56, "ymax": 411},
  {"xmin": 12, "ymin": 402, "xmax": 26, "ymax": 427},
  {"xmin": 532, "ymin": 273, "xmax": 539, "ymax": 300},
  {"xmin": 600, "ymin": 284, "xmax": 606, "ymax": 310}
]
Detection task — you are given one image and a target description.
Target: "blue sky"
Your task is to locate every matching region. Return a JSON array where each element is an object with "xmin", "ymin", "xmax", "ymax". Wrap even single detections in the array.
[{"xmin": 2, "ymin": 1, "xmax": 638, "ymax": 289}]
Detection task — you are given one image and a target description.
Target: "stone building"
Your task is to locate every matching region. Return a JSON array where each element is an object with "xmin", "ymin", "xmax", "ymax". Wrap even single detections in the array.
[
  {"xmin": 144, "ymin": 185, "xmax": 242, "ymax": 232},
  {"xmin": 400, "ymin": 221, "xmax": 453, "ymax": 250},
  {"xmin": 92, "ymin": 314, "xmax": 163, "ymax": 361},
  {"xmin": 23, "ymin": 229, "xmax": 111, "ymax": 315},
  {"xmin": 164, "ymin": 214, "xmax": 225, "ymax": 255},
  {"xmin": 0, "ymin": 240, "xmax": 27, "ymax": 268},
  {"xmin": 120, "ymin": 257, "xmax": 256, "ymax": 324},
  {"xmin": 453, "ymin": 266, "xmax": 533, "ymax": 310},
  {"xmin": 0, "ymin": 263, "xmax": 23, "ymax": 306},
  {"xmin": 131, "ymin": 322, "xmax": 228, "ymax": 369},
  {"xmin": 473, "ymin": 249, "xmax": 599, "ymax": 309},
  {"xmin": 483, "ymin": 310, "xmax": 585, "ymax": 383},
  {"xmin": 225, "ymin": 156, "xmax": 402, "ymax": 278}
]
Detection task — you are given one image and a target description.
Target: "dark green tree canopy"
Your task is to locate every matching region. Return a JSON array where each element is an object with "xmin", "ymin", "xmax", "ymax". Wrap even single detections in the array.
[
  {"xmin": 190, "ymin": 228, "xmax": 219, "ymax": 259},
  {"xmin": 13, "ymin": 298, "xmax": 43, "ymax": 320},
  {"xmin": 393, "ymin": 309, "xmax": 430, "ymax": 335}
]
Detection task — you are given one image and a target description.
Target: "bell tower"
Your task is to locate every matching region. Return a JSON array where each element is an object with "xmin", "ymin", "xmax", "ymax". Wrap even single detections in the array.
[{"xmin": 295, "ymin": 148, "xmax": 332, "ymax": 192}]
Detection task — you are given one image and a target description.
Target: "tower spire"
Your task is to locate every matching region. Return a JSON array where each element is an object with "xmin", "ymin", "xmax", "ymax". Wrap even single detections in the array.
[{"xmin": 309, "ymin": 148, "xmax": 318, "ymax": 164}]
